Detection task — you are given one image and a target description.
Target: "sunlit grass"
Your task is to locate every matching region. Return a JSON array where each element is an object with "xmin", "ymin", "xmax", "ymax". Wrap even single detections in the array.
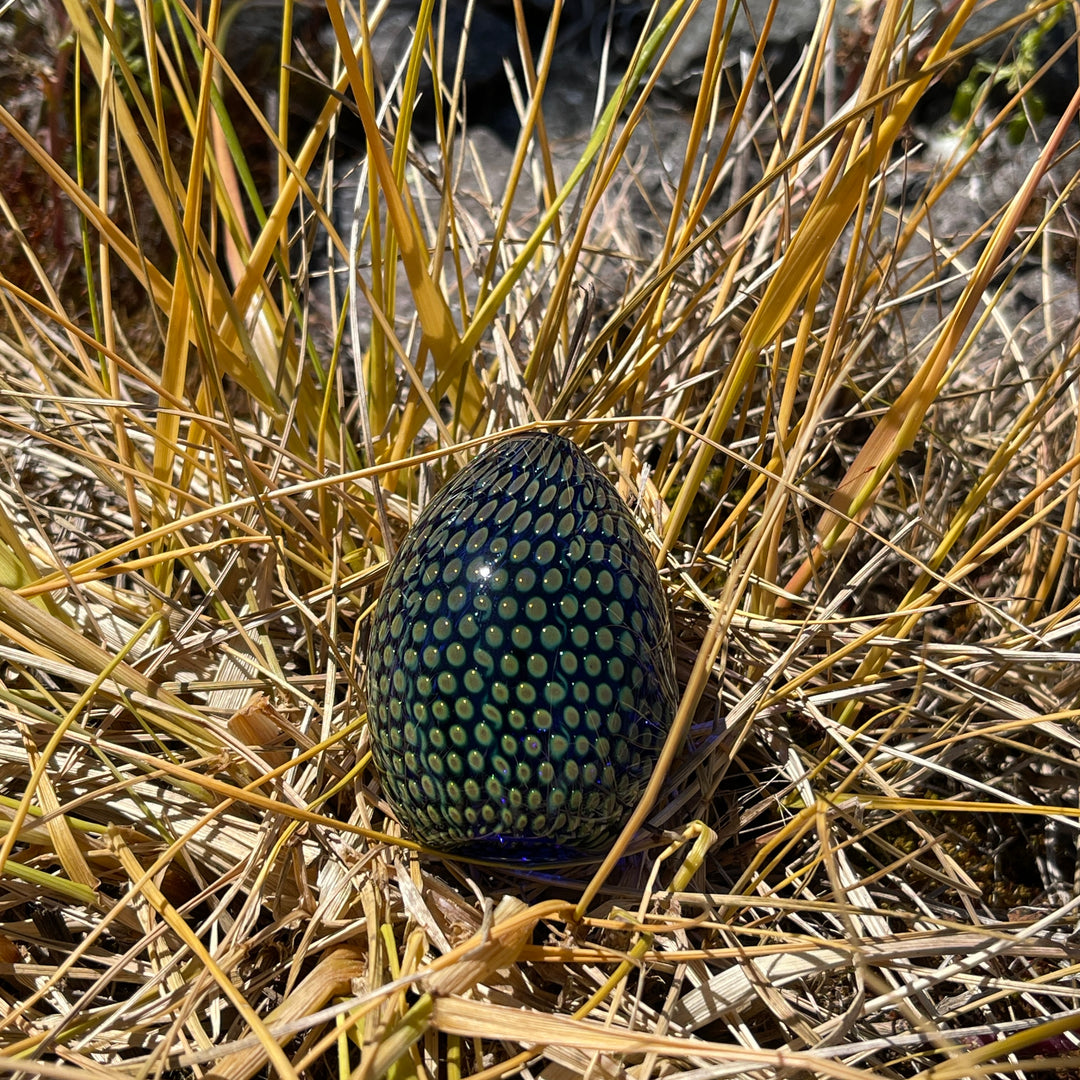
[{"xmin": 1, "ymin": 0, "xmax": 1080, "ymax": 1075}]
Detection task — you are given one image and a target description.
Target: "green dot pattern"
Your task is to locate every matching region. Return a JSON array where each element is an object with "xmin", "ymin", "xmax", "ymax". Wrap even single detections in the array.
[{"xmin": 367, "ymin": 432, "xmax": 677, "ymax": 860}]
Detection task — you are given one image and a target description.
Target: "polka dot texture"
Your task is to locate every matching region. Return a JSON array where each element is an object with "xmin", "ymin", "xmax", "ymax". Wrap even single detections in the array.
[{"xmin": 367, "ymin": 432, "xmax": 677, "ymax": 860}]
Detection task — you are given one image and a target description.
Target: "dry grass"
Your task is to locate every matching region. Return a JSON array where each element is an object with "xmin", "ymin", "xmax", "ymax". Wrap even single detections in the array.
[{"xmin": 3, "ymin": 0, "xmax": 1080, "ymax": 1075}]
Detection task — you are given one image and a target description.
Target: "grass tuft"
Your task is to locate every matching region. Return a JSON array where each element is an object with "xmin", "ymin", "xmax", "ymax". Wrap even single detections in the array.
[{"xmin": 2, "ymin": 0, "xmax": 1080, "ymax": 1075}]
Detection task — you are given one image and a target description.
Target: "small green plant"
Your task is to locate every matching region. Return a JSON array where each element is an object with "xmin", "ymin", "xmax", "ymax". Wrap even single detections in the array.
[{"xmin": 951, "ymin": 0, "xmax": 1065, "ymax": 142}]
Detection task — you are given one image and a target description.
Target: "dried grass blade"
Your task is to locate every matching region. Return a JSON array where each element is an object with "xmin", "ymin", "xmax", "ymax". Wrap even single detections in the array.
[
  {"xmin": 790, "ymin": 80, "xmax": 1080, "ymax": 603},
  {"xmin": 0, "ymin": 588, "xmax": 210, "ymax": 743},
  {"xmin": 912, "ymin": 1008, "xmax": 1080, "ymax": 1079},
  {"xmin": 366, "ymin": 896, "xmax": 542, "ymax": 1078},
  {"xmin": 521, "ymin": 0, "xmax": 691, "ymax": 388},
  {"xmin": 0, "ymin": 501, "xmax": 67, "ymax": 624},
  {"xmin": 459, "ymin": 0, "xmax": 689, "ymax": 359},
  {"xmin": 658, "ymin": 0, "xmax": 978, "ymax": 563},
  {"xmin": 107, "ymin": 826, "xmax": 302, "ymax": 1080},
  {"xmin": 60, "ymin": 0, "xmax": 179, "ymax": 250},
  {"xmin": 0, "ymin": 106, "xmax": 171, "ymax": 310},
  {"xmin": 88, "ymin": 738, "xmax": 422, "ymax": 849},
  {"xmin": 324, "ymin": 0, "xmax": 459, "ymax": 356},
  {"xmin": 212, "ymin": 946, "xmax": 366, "ymax": 1080},
  {"xmin": 152, "ymin": 0, "xmax": 221, "ymax": 546},
  {"xmin": 0, "ymin": 101, "xmax": 281, "ymax": 417},
  {"xmin": 21, "ymin": 749, "xmax": 98, "ymax": 890},
  {"xmin": 0, "ymin": 600, "xmax": 179, "ymax": 890},
  {"xmin": 420, "ymin": 895, "xmax": 548, "ymax": 997},
  {"xmin": 430, "ymin": 996, "xmax": 888, "ymax": 1079}
]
